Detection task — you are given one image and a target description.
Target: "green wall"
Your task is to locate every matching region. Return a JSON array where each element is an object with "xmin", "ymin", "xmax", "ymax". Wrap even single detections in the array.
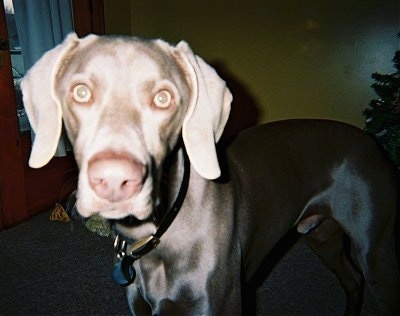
[{"xmin": 104, "ymin": 0, "xmax": 399, "ymax": 127}]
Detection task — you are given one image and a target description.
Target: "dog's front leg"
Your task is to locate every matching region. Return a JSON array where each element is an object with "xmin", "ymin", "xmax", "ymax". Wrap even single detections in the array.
[
  {"xmin": 126, "ymin": 263, "xmax": 217, "ymax": 315},
  {"xmin": 126, "ymin": 284, "xmax": 152, "ymax": 315},
  {"xmin": 125, "ymin": 257, "xmax": 211, "ymax": 315},
  {"xmin": 127, "ymin": 276, "xmax": 242, "ymax": 316},
  {"xmin": 126, "ymin": 283, "xmax": 190, "ymax": 316},
  {"xmin": 126, "ymin": 243, "xmax": 242, "ymax": 316}
]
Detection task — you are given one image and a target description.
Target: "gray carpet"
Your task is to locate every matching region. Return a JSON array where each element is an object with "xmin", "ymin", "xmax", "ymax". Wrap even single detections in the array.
[
  {"xmin": 0, "ymin": 210, "xmax": 385, "ymax": 315},
  {"xmin": 0, "ymin": 212, "xmax": 128, "ymax": 316}
]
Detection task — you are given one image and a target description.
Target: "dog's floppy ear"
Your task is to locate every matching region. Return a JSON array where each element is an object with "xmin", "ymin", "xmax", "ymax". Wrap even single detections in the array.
[
  {"xmin": 176, "ymin": 41, "xmax": 232, "ymax": 180},
  {"xmin": 21, "ymin": 33, "xmax": 80, "ymax": 168}
]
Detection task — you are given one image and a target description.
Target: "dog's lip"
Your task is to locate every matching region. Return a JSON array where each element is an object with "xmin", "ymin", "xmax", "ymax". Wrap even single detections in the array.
[
  {"xmin": 112, "ymin": 224, "xmax": 136, "ymax": 243},
  {"xmin": 112, "ymin": 215, "xmax": 157, "ymax": 242},
  {"xmin": 116, "ymin": 215, "xmax": 150, "ymax": 227},
  {"xmin": 92, "ymin": 198, "xmax": 153, "ymax": 220}
]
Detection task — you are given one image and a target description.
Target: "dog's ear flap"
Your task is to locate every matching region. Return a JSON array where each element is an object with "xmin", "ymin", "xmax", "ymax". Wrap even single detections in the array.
[
  {"xmin": 176, "ymin": 41, "xmax": 232, "ymax": 180},
  {"xmin": 21, "ymin": 33, "xmax": 80, "ymax": 168}
]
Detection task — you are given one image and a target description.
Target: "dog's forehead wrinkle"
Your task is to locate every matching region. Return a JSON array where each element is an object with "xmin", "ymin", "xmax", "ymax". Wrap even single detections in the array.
[
  {"xmin": 90, "ymin": 39, "xmax": 183, "ymax": 84},
  {"xmin": 75, "ymin": 40, "xmax": 161, "ymax": 76}
]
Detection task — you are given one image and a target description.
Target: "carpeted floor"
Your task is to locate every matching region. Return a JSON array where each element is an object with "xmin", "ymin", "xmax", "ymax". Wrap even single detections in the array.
[
  {"xmin": 0, "ymin": 210, "xmax": 386, "ymax": 315},
  {"xmin": 0, "ymin": 212, "xmax": 128, "ymax": 316}
]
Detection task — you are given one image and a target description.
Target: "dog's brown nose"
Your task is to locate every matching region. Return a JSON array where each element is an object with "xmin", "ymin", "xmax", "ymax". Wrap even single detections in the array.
[{"xmin": 88, "ymin": 152, "xmax": 145, "ymax": 202}]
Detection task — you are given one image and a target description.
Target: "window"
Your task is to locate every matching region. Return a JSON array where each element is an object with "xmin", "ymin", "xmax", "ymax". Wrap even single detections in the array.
[{"xmin": 3, "ymin": 0, "xmax": 28, "ymax": 132}]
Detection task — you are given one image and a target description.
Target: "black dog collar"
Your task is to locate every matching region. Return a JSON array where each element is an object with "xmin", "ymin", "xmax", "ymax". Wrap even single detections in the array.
[{"xmin": 111, "ymin": 147, "xmax": 190, "ymax": 286}]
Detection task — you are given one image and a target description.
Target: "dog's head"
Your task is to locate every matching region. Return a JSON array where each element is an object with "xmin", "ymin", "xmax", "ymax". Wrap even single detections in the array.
[{"xmin": 21, "ymin": 33, "xmax": 232, "ymax": 221}]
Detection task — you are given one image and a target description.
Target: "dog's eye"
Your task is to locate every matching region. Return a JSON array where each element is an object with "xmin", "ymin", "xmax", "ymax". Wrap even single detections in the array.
[
  {"xmin": 153, "ymin": 90, "xmax": 172, "ymax": 108},
  {"xmin": 72, "ymin": 84, "xmax": 92, "ymax": 103}
]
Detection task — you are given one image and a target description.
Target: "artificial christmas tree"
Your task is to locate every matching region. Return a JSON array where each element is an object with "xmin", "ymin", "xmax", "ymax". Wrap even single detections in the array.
[{"xmin": 363, "ymin": 38, "xmax": 400, "ymax": 167}]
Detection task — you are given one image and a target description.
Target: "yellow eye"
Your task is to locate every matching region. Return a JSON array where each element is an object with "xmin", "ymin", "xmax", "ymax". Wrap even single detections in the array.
[
  {"xmin": 72, "ymin": 84, "xmax": 91, "ymax": 103},
  {"xmin": 153, "ymin": 90, "xmax": 172, "ymax": 108}
]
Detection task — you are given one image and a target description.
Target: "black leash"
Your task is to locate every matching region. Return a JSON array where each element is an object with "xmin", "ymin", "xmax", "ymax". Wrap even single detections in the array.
[{"xmin": 111, "ymin": 147, "xmax": 190, "ymax": 286}]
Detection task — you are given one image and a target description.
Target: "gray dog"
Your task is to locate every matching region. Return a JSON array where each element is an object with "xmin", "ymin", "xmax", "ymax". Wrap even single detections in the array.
[{"xmin": 21, "ymin": 33, "xmax": 400, "ymax": 315}]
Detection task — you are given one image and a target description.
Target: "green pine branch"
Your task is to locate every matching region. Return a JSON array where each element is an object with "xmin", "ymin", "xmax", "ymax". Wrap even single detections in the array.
[{"xmin": 363, "ymin": 33, "xmax": 400, "ymax": 166}]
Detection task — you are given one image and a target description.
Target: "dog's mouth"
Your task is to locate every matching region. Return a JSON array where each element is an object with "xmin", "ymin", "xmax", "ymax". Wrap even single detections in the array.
[
  {"xmin": 109, "ymin": 179, "xmax": 166, "ymax": 241},
  {"xmin": 112, "ymin": 215, "xmax": 158, "ymax": 241},
  {"xmin": 117, "ymin": 215, "xmax": 151, "ymax": 226}
]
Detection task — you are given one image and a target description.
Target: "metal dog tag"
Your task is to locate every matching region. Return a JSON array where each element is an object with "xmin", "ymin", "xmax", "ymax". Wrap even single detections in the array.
[{"xmin": 111, "ymin": 255, "xmax": 136, "ymax": 286}]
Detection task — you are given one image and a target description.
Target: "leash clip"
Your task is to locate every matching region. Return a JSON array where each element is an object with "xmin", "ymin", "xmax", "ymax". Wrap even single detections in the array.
[{"xmin": 113, "ymin": 234, "xmax": 128, "ymax": 258}]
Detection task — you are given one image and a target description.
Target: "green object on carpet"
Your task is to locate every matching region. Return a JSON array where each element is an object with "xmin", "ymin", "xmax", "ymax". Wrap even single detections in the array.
[{"xmin": 85, "ymin": 215, "xmax": 111, "ymax": 237}]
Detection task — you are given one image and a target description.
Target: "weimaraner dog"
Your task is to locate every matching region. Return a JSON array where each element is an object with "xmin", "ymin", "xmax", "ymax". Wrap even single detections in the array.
[{"xmin": 21, "ymin": 33, "xmax": 400, "ymax": 315}]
